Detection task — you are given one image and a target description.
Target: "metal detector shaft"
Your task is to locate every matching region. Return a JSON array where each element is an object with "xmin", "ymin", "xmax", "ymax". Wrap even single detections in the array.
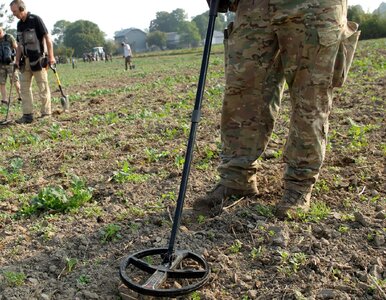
[
  {"xmin": 167, "ymin": 0, "xmax": 220, "ymax": 260},
  {"xmin": 1, "ymin": 65, "xmax": 16, "ymax": 124}
]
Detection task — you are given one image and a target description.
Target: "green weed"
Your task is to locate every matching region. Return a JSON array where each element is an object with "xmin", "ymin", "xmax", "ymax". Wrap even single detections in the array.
[
  {"xmin": 144, "ymin": 147, "xmax": 169, "ymax": 162},
  {"xmin": 3, "ymin": 271, "xmax": 26, "ymax": 286},
  {"xmin": 112, "ymin": 161, "xmax": 151, "ymax": 183},
  {"xmin": 20, "ymin": 175, "xmax": 93, "ymax": 215},
  {"xmin": 0, "ymin": 157, "xmax": 25, "ymax": 184},
  {"xmin": 65, "ymin": 258, "xmax": 78, "ymax": 272},
  {"xmin": 49, "ymin": 123, "xmax": 72, "ymax": 141},
  {"xmin": 77, "ymin": 274, "xmax": 91, "ymax": 285},
  {"xmin": 254, "ymin": 204, "xmax": 274, "ymax": 218},
  {"xmin": 229, "ymin": 239, "xmax": 243, "ymax": 254},
  {"xmin": 100, "ymin": 223, "xmax": 121, "ymax": 243}
]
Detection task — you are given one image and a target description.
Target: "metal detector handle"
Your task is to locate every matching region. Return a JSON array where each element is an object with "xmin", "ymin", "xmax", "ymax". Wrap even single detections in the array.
[
  {"xmin": 166, "ymin": 0, "xmax": 221, "ymax": 259},
  {"xmin": 49, "ymin": 63, "xmax": 57, "ymax": 72}
]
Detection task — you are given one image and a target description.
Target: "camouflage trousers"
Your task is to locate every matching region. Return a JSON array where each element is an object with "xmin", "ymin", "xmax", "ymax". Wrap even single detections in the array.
[{"xmin": 218, "ymin": 0, "xmax": 359, "ymax": 191}]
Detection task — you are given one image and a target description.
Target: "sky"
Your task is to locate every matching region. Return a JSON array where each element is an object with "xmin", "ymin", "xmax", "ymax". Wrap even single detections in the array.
[{"xmin": 9, "ymin": 0, "xmax": 385, "ymax": 40}]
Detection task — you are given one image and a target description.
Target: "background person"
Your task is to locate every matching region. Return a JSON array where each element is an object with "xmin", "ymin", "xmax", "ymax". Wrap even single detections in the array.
[
  {"xmin": 121, "ymin": 42, "xmax": 133, "ymax": 70},
  {"xmin": 10, "ymin": 0, "xmax": 56, "ymax": 124},
  {"xmin": 194, "ymin": 0, "xmax": 360, "ymax": 219},
  {"xmin": 0, "ymin": 27, "xmax": 21, "ymax": 105}
]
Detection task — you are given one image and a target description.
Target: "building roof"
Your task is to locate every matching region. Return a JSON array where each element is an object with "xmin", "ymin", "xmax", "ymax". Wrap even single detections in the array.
[{"xmin": 114, "ymin": 27, "xmax": 146, "ymax": 38}]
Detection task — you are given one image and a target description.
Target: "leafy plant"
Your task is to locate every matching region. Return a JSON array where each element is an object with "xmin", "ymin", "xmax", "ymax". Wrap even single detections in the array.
[
  {"xmin": 49, "ymin": 123, "xmax": 72, "ymax": 141},
  {"xmin": 144, "ymin": 147, "xmax": 169, "ymax": 162},
  {"xmin": 100, "ymin": 223, "xmax": 121, "ymax": 243},
  {"xmin": 229, "ymin": 239, "xmax": 242, "ymax": 254},
  {"xmin": 112, "ymin": 161, "xmax": 150, "ymax": 183},
  {"xmin": 3, "ymin": 271, "xmax": 26, "ymax": 286},
  {"xmin": 254, "ymin": 204, "xmax": 274, "ymax": 218},
  {"xmin": 65, "ymin": 258, "xmax": 78, "ymax": 272},
  {"xmin": 77, "ymin": 274, "xmax": 90, "ymax": 285},
  {"xmin": 20, "ymin": 175, "xmax": 93, "ymax": 215},
  {"xmin": 0, "ymin": 157, "xmax": 25, "ymax": 183},
  {"xmin": 296, "ymin": 201, "xmax": 331, "ymax": 222}
]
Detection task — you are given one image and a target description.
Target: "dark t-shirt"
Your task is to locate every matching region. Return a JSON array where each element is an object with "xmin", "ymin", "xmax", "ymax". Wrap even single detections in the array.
[{"xmin": 16, "ymin": 12, "xmax": 48, "ymax": 55}]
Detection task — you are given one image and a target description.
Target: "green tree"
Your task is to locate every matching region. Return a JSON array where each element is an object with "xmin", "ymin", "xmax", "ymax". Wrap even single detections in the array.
[
  {"xmin": 149, "ymin": 8, "xmax": 187, "ymax": 32},
  {"xmin": 147, "ymin": 31, "xmax": 167, "ymax": 49},
  {"xmin": 359, "ymin": 13, "xmax": 386, "ymax": 39},
  {"xmin": 0, "ymin": 3, "xmax": 15, "ymax": 33},
  {"xmin": 63, "ymin": 20, "xmax": 105, "ymax": 57},
  {"xmin": 192, "ymin": 11, "xmax": 227, "ymax": 39},
  {"xmin": 52, "ymin": 20, "xmax": 71, "ymax": 45},
  {"xmin": 103, "ymin": 39, "xmax": 117, "ymax": 56},
  {"xmin": 178, "ymin": 21, "xmax": 201, "ymax": 48}
]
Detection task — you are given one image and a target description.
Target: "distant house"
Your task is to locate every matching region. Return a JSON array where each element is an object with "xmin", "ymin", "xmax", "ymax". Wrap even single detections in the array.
[
  {"xmin": 212, "ymin": 30, "xmax": 224, "ymax": 45},
  {"xmin": 166, "ymin": 32, "xmax": 181, "ymax": 49},
  {"xmin": 114, "ymin": 28, "xmax": 147, "ymax": 52}
]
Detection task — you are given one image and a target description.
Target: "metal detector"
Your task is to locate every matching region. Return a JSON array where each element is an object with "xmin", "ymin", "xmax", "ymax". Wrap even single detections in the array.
[
  {"xmin": 119, "ymin": 0, "xmax": 220, "ymax": 297},
  {"xmin": 0, "ymin": 64, "xmax": 17, "ymax": 125},
  {"xmin": 49, "ymin": 64, "xmax": 69, "ymax": 112}
]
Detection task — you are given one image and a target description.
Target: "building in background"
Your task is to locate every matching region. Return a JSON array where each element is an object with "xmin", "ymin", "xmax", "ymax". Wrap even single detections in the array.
[{"xmin": 114, "ymin": 28, "xmax": 147, "ymax": 52}]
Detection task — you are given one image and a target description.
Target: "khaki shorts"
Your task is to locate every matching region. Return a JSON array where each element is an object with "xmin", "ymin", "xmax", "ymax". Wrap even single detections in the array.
[{"xmin": 0, "ymin": 64, "xmax": 19, "ymax": 85}]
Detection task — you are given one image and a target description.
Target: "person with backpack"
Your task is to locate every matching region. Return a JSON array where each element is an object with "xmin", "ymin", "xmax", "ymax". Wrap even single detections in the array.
[
  {"xmin": 0, "ymin": 27, "xmax": 21, "ymax": 105},
  {"xmin": 10, "ymin": 0, "xmax": 56, "ymax": 124}
]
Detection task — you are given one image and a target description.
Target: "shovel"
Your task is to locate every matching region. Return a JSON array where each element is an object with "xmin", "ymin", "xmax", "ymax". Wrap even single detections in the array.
[
  {"xmin": 0, "ymin": 64, "xmax": 17, "ymax": 126},
  {"xmin": 50, "ymin": 64, "xmax": 70, "ymax": 112}
]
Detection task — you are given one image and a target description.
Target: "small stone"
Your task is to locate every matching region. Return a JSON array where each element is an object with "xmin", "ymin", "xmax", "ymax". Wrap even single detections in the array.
[
  {"xmin": 375, "ymin": 211, "xmax": 385, "ymax": 219},
  {"xmin": 82, "ymin": 290, "xmax": 99, "ymax": 299},
  {"xmin": 48, "ymin": 265, "xmax": 57, "ymax": 273},
  {"xmin": 28, "ymin": 277, "xmax": 39, "ymax": 285},
  {"xmin": 373, "ymin": 234, "xmax": 385, "ymax": 247},
  {"xmin": 353, "ymin": 212, "xmax": 368, "ymax": 226},
  {"xmin": 316, "ymin": 288, "xmax": 337, "ymax": 299},
  {"xmin": 268, "ymin": 225, "xmax": 289, "ymax": 247},
  {"xmin": 248, "ymin": 290, "xmax": 258, "ymax": 299},
  {"xmin": 40, "ymin": 294, "xmax": 50, "ymax": 300}
]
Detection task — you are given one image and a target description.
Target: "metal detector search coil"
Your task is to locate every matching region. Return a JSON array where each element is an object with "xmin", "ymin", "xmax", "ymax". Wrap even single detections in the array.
[
  {"xmin": 118, "ymin": 0, "xmax": 221, "ymax": 297},
  {"xmin": 119, "ymin": 248, "xmax": 210, "ymax": 297}
]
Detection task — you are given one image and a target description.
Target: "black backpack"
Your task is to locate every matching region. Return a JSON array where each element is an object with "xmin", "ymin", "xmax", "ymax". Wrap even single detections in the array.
[{"xmin": 0, "ymin": 34, "xmax": 13, "ymax": 65}]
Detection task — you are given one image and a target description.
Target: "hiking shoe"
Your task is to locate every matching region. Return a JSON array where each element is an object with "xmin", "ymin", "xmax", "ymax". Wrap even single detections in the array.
[
  {"xmin": 275, "ymin": 188, "xmax": 312, "ymax": 219},
  {"xmin": 17, "ymin": 97, "xmax": 22, "ymax": 102},
  {"xmin": 192, "ymin": 184, "xmax": 258, "ymax": 217},
  {"xmin": 1, "ymin": 100, "xmax": 8, "ymax": 105},
  {"xmin": 15, "ymin": 114, "xmax": 33, "ymax": 124}
]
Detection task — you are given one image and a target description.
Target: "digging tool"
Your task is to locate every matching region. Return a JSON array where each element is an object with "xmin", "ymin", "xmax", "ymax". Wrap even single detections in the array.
[
  {"xmin": 0, "ymin": 64, "xmax": 17, "ymax": 126},
  {"xmin": 119, "ymin": 0, "xmax": 221, "ymax": 297},
  {"xmin": 49, "ymin": 63, "xmax": 69, "ymax": 112}
]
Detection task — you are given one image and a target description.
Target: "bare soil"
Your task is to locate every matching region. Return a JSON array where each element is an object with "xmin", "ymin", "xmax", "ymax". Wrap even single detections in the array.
[{"xmin": 0, "ymin": 41, "xmax": 385, "ymax": 300}]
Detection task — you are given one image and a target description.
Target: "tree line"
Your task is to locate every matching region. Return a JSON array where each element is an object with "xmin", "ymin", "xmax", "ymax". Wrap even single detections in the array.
[
  {"xmin": 348, "ymin": 5, "xmax": 386, "ymax": 40},
  {"xmin": 0, "ymin": 4, "xmax": 384, "ymax": 60}
]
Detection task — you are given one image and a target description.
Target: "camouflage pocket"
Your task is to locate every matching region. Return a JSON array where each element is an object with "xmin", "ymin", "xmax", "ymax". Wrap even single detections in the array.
[
  {"xmin": 332, "ymin": 22, "xmax": 360, "ymax": 87},
  {"xmin": 224, "ymin": 21, "xmax": 234, "ymax": 70}
]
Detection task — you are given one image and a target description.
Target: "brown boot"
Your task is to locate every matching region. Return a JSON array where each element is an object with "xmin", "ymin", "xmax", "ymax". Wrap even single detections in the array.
[
  {"xmin": 275, "ymin": 187, "xmax": 312, "ymax": 219},
  {"xmin": 192, "ymin": 184, "xmax": 258, "ymax": 217}
]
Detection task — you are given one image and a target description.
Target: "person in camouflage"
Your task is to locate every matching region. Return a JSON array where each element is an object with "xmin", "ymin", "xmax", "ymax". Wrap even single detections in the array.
[{"xmin": 194, "ymin": 0, "xmax": 360, "ymax": 218}]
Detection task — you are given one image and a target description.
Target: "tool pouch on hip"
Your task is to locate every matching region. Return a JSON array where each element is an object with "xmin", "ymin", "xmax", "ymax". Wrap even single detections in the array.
[
  {"xmin": 223, "ymin": 21, "xmax": 234, "ymax": 70},
  {"xmin": 332, "ymin": 21, "xmax": 360, "ymax": 88}
]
